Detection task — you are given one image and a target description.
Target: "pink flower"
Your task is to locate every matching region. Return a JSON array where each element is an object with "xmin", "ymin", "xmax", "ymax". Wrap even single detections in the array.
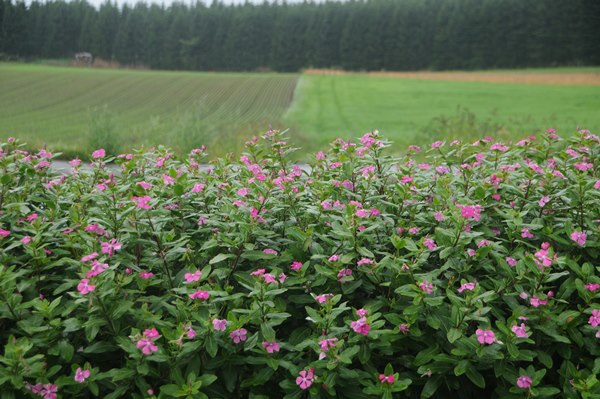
[
  {"xmin": 350, "ymin": 316, "xmax": 371, "ymax": 336},
  {"xmin": 539, "ymin": 196, "xmax": 550, "ymax": 207},
  {"xmin": 184, "ymin": 270, "xmax": 202, "ymax": 283},
  {"xmin": 418, "ymin": 280, "xmax": 433, "ymax": 294},
  {"xmin": 356, "ymin": 308, "xmax": 368, "ymax": 317},
  {"xmin": 290, "ymin": 261, "xmax": 303, "ymax": 271},
  {"xmin": 516, "ymin": 375, "xmax": 532, "ymax": 389},
  {"xmin": 467, "ymin": 248, "xmax": 476, "ymax": 257},
  {"xmin": 584, "ymin": 283, "xmax": 599, "ymax": 292},
  {"xmin": 77, "ymin": 279, "xmax": 95, "ymax": 295},
  {"xmin": 408, "ymin": 227, "xmax": 420, "ymax": 235},
  {"xmin": 40, "ymin": 383, "xmax": 58, "ymax": 399},
  {"xmin": 490, "ymin": 143, "xmax": 508, "ymax": 152},
  {"xmin": 458, "ymin": 204, "xmax": 482, "ymax": 221},
  {"xmin": 434, "ymin": 212, "xmax": 445, "ymax": 221},
  {"xmin": 101, "ymin": 239, "xmax": 121, "ymax": 257},
  {"xmin": 263, "ymin": 273, "xmax": 277, "ymax": 284},
  {"xmin": 328, "ymin": 254, "xmax": 339, "ymax": 262},
  {"xmin": 144, "ymin": 328, "xmax": 160, "ymax": 338},
  {"xmin": 74, "ymin": 367, "xmax": 91, "ymax": 383},
  {"xmin": 21, "ymin": 236, "xmax": 32, "ymax": 244},
  {"xmin": 533, "ymin": 242, "xmax": 555, "ymax": 268},
  {"xmin": 399, "ymin": 324, "xmax": 410, "ymax": 333},
  {"xmin": 574, "ymin": 162, "xmax": 593, "ymax": 171},
  {"xmin": 81, "ymin": 252, "xmax": 98, "ymax": 262},
  {"xmin": 263, "ymin": 248, "xmax": 278, "ymax": 255},
  {"xmin": 595, "ymin": 180, "xmax": 600, "ymax": 189},
  {"xmin": 589, "ymin": 309, "xmax": 600, "ymax": 327},
  {"xmin": 137, "ymin": 181, "xmax": 152, "ymax": 190},
  {"xmin": 136, "ymin": 338, "xmax": 158, "ymax": 355},
  {"xmin": 262, "ymin": 341, "xmax": 280, "ymax": 353},
  {"xmin": 296, "ymin": 369, "xmax": 315, "ymax": 390},
  {"xmin": 132, "ymin": 196, "xmax": 152, "ymax": 210},
  {"xmin": 475, "ymin": 329, "xmax": 495, "ymax": 344},
  {"xmin": 530, "ymin": 296, "xmax": 547, "ymax": 308},
  {"xmin": 251, "ymin": 269, "xmax": 266, "ymax": 277},
  {"xmin": 506, "ymin": 257, "xmax": 518, "ymax": 267},
  {"xmin": 212, "ymin": 319, "xmax": 228, "ymax": 331},
  {"xmin": 337, "ymin": 268, "xmax": 352, "ymax": 280},
  {"xmin": 279, "ymin": 272, "xmax": 287, "ymax": 284},
  {"xmin": 357, "ymin": 258, "xmax": 374, "ymax": 267},
  {"xmin": 92, "ymin": 148, "xmax": 106, "ymax": 159},
  {"xmin": 186, "ymin": 326, "xmax": 197, "ymax": 339},
  {"xmin": 458, "ymin": 282, "xmax": 476, "ymax": 293},
  {"xmin": 511, "ymin": 323, "xmax": 529, "ymax": 338},
  {"xmin": 379, "ymin": 374, "xmax": 395, "ymax": 384},
  {"xmin": 86, "ymin": 260, "xmax": 108, "ymax": 278},
  {"xmin": 189, "ymin": 290, "xmax": 210, "ymax": 300},
  {"xmin": 431, "ymin": 141, "xmax": 444, "ymax": 148},
  {"xmin": 355, "ymin": 209, "xmax": 370, "ymax": 218},
  {"xmin": 162, "ymin": 174, "xmax": 175, "ymax": 185},
  {"xmin": 0, "ymin": 228, "xmax": 10, "ymax": 238},
  {"xmin": 69, "ymin": 158, "xmax": 81, "ymax": 167},
  {"xmin": 521, "ymin": 228, "xmax": 534, "ymax": 239},
  {"xmin": 319, "ymin": 337, "xmax": 338, "ymax": 352},
  {"xmin": 315, "ymin": 293, "xmax": 333, "ymax": 304},
  {"xmin": 570, "ymin": 231, "xmax": 587, "ymax": 246},
  {"xmin": 423, "ymin": 238, "xmax": 437, "ymax": 251},
  {"xmin": 229, "ymin": 328, "xmax": 247, "ymax": 343},
  {"xmin": 191, "ymin": 183, "xmax": 206, "ymax": 193},
  {"xmin": 139, "ymin": 271, "xmax": 154, "ymax": 279}
]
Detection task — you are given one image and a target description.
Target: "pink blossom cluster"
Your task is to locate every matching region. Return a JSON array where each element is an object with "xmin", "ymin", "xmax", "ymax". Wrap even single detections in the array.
[
  {"xmin": 25, "ymin": 383, "xmax": 58, "ymax": 399},
  {"xmin": 350, "ymin": 316, "xmax": 371, "ymax": 336},
  {"xmin": 136, "ymin": 328, "xmax": 160, "ymax": 355}
]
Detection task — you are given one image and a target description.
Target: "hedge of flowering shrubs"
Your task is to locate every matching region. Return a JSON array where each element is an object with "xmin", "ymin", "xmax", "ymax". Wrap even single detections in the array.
[{"xmin": 0, "ymin": 129, "xmax": 599, "ymax": 399}]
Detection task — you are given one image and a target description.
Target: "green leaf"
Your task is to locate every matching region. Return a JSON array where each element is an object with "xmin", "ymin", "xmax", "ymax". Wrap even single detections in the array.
[
  {"xmin": 57, "ymin": 340, "xmax": 74, "ymax": 362},
  {"xmin": 198, "ymin": 374, "xmax": 217, "ymax": 387},
  {"xmin": 205, "ymin": 335, "xmax": 217, "ymax": 358},
  {"xmin": 465, "ymin": 367, "xmax": 485, "ymax": 388},
  {"xmin": 209, "ymin": 253, "xmax": 234, "ymax": 264},
  {"xmin": 414, "ymin": 345, "xmax": 439, "ymax": 366},
  {"xmin": 391, "ymin": 235, "xmax": 405, "ymax": 250},
  {"xmin": 454, "ymin": 360, "xmax": 469, "ymax": 376},
  {"xmin": 447, "ymin": 328, "xmax": 462, "ymax": 343},
  {"xmin": 420, "ymin": 375, "xmax": 442, "ymax": 399}
]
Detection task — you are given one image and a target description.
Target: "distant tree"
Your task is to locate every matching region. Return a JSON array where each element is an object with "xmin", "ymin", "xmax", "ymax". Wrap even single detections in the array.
[{"xmin": 0, "ymin": 0, "xmax": 598, "ymax": 71}]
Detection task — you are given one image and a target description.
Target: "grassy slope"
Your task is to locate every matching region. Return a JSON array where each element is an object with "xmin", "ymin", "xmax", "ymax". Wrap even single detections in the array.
[
  {"xmin": 0, "ymin": 63, "xmax": 298, "ymax": 157},
  {"xmin": 284, "ymin": 74, "xmax": 600, "ymax": 152}
]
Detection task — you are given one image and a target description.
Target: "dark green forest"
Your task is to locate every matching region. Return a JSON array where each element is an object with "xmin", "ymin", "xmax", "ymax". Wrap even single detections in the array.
[{"xmin": 1, "ymin": 0, "xmax": 599, "ymax": 72}]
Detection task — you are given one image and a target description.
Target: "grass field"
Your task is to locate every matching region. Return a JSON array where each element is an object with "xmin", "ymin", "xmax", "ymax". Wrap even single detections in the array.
[
  {"xmin": 284, "ymin": 72, "xmax": 600, "ymax": 151},
  {"xmin": 0, "ymin": 63, "xmax": 298, "ymax": 157},
  {"xmin": 1, "ymin": 62, "xmax": 599, "ymax": 158}
]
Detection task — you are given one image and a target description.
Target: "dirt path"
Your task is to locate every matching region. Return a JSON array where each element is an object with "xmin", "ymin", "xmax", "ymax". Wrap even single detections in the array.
[{"xmin": 305, "ymin": 69, "xmax": 600, "ymax": 86}]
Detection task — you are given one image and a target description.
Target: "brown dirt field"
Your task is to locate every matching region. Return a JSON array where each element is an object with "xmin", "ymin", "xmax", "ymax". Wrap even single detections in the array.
[{"xmin": 305, "ymin": 68, "xmax": 600, "ymax": 86}]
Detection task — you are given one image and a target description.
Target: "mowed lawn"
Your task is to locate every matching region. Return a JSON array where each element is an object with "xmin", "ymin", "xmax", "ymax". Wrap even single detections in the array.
[
  {"xmin": 0, "ymin": 63, "xmax": 298, "ymax": 157},
  {"xmin": 284, "ymin": 72, "xmax": 600, "ymax": 151}
]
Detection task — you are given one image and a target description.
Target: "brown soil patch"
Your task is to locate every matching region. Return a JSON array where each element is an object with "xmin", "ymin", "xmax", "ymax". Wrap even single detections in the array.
[{"xmin": 305, "ymin": 68, "xmax": 600, "ymax": 86}]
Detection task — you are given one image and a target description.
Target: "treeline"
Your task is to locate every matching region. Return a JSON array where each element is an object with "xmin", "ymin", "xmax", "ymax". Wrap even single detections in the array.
[{"xmin": 1, "ymin": 0, "xmax": 599, "ymax": 72}]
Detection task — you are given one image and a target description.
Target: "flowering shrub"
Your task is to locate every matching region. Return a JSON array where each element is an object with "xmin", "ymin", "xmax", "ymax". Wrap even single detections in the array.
[{"xmin": 0, "ymin": 129, "xmax": 599, "ymax": 398}]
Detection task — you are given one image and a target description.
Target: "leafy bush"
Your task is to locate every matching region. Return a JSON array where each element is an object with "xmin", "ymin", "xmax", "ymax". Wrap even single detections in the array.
[{"xmin": 0, "ymin": 129, "xmax": 599, "ymax": 399}]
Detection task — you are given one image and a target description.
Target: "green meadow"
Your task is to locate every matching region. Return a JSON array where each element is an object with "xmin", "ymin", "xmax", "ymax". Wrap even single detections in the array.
[
  {"xmin": 1, "ymin": 62, "xmax": 599, "ymax": 158},
  {"xmin": 284, "ymin": 74, "xmax": 600, "ymax": 150}
]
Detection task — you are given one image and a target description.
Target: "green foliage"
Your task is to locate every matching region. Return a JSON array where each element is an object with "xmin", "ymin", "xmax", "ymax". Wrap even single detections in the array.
[{"xmin": 0, "ymin": 129, "xmax": 599, "ymax": 398}]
